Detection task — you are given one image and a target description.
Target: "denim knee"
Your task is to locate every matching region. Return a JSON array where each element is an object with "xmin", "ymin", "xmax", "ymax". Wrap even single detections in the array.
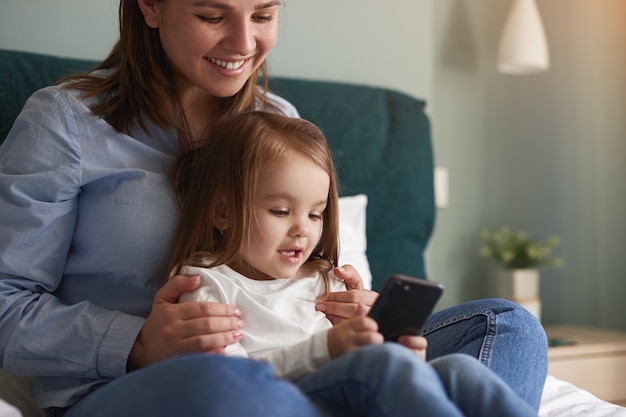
[
  {"xmin": 428, "ymin": 353, "xmax": 484, "ymax": 382},
  {"xmin": 420, "ymin": 298, "xmax": 548, "ymax": 411},
  {"xmin": 351, "ymin": 343, "xmax": 417, "ymax": 365},
  {"xmin": 298, "ymin": 344, "xmax": 435, "ymax": 417},
  {"xmin": 342, "ymin": 343, "xmax": 431, "ymax": 382}
]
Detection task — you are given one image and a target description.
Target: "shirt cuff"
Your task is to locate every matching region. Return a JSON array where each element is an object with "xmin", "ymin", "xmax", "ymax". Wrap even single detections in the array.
[
  {"xmin": 97, "ymin": 313, "xmax": 146, "ymax": 378},
  {"xmin": 311, "ymin": 330, "xmax": 331, "ymax": 370}
]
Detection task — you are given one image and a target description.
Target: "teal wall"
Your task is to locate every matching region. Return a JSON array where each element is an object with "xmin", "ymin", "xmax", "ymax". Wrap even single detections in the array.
[{"xmin": 430, "ymin": 0, "xmax": 626, "ymax": 331}]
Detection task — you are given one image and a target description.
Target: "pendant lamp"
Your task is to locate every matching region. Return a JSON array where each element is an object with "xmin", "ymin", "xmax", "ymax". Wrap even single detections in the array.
[{"xmin": 497, "ymin": 0, "xmax": 550, "ymax": 74}]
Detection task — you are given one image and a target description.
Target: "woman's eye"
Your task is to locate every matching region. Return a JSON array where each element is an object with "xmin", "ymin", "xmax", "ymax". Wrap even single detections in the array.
[
  {"xmin": 199, "ymin": 16, "xmax": 222, "ymax": 24},
  {"xmin": 252, "ymin": 14, "xmax": 274, "ymax": 23}
]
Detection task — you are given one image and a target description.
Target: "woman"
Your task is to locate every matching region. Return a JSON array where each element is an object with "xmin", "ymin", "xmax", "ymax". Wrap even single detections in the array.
[{"xmin": 0, "ymin": 0, "xmax": 547, "ymax": 416}]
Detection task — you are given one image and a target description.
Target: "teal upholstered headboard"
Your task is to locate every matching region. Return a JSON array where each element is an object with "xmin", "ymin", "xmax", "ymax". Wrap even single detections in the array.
[
  {"xmin": 0, "ymin": 50, "xmax": 98, "ymax": 141},
  {"xmin": 0, "ymin": 49, "xmax": 435, "ymax": 290}
]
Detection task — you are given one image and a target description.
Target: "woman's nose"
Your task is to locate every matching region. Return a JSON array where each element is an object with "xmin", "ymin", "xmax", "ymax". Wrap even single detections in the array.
[{"xmin": 222, "ymin": 18, "xmax": 255, "ymax": 56}]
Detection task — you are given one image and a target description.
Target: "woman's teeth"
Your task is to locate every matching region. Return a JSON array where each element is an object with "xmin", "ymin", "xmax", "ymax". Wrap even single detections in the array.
[{"xmin": 208, "ymin": 58, "xmax": 245, "ymax": 70}]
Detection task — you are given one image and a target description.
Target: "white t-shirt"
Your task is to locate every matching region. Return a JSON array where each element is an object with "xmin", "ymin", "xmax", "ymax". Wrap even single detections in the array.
[{"xmin": 179, "ymin": 263, "xmax": 346, "ymax": 382}]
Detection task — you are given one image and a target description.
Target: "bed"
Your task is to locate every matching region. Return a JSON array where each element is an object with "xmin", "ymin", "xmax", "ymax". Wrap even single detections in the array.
[{"xmin": 1, "ymin": 49, "xmax": 625, "ymax": 417}]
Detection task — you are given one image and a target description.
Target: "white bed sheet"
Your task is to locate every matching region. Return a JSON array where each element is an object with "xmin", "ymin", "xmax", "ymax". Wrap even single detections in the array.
[
  {"xmin": 539, "ymin": 375, "xmax": 626, "ymax": 417},
  {"xmin": 0, "ymin": 399, "xmax": 20, "ymax": 417}
]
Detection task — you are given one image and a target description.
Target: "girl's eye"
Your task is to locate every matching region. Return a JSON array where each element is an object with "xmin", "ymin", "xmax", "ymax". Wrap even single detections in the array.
[
  {"xmin": 270, "ymin": 209, "xmax": 288, "ymax": 217},
  {"xmin": 309, "ymin": 213, "xmax": 323, "ymax": 221}
]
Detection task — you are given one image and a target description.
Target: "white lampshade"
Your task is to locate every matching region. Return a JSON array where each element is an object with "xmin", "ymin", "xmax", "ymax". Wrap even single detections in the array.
[{"xmin": 497, "ymin": 0, "xmax": 550, "ymax": 75}]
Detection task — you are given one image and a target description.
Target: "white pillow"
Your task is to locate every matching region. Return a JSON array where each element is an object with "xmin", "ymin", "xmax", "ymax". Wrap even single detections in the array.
[{"xmin": 338, "ymin": 194, "xmax": 372, "ymax": 290}]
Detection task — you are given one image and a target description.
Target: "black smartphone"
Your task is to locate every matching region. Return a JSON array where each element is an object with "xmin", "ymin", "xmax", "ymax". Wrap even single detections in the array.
[{"xmin": 368, "ymin": 274, "xmax": 444, "ymax": 341}]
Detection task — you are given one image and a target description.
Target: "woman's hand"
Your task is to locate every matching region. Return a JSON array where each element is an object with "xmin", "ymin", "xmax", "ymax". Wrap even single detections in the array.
[
  {"xmin": 127, "ymin": 275, "xmax": 244, "ymax": 370},
  {"xmin": 397, "ymin": 335, "xmax": 428, "ymax": 360},
  {"xmin": 326, "ymin": 304, "xmax": 383, "ymax": 359},
  {"xmin": 316, "ymin": 265, "xmax": 378, "ymax": 325}
]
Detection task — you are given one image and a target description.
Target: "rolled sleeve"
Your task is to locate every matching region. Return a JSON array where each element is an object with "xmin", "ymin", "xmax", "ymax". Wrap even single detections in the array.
[{"xmin": 99, "ymin": 313, "xmax": 146, "ymax": 378}]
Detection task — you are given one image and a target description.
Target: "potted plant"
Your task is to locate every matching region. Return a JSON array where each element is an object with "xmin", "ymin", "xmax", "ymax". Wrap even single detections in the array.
[{"xmin": 480, "ymin": 225, "xmax": 563, "ymax": 320}]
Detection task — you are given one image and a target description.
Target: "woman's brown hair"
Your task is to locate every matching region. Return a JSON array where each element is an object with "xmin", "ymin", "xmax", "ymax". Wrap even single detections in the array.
[
  {"xmin": 59, "ymin": 0, "xmax": 274, "ymax": 150},
  {"xmin": 168, "ymin": 112, "xmax": 340, "ymax": 292}
]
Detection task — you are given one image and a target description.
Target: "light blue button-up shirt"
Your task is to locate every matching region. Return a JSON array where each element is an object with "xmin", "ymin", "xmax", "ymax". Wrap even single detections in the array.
[{"xmin": 0, "ymin": 83, "xmax": 297, "ymax": 408}]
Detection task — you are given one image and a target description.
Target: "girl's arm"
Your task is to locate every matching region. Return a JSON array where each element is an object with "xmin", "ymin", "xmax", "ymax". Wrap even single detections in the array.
[{"xmin": 248, "ymin": 332, "xmax": 330, "ymax": 381}]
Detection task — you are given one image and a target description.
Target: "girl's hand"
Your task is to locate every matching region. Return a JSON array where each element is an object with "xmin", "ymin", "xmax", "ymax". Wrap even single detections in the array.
[
  {"xmin": 127, "ymin": 275, "xmax": 244, "ymax": 370},
  {"xmin": 397, "ymin": 335, "xmax": 428, "ymax": 360},
  {"xmin": 326, "ymin": 304, "xmax": 383, "ymax": 359},
  {"xmin": 315, "ymin": 265, "xmax": 379, "ymax": 325}
]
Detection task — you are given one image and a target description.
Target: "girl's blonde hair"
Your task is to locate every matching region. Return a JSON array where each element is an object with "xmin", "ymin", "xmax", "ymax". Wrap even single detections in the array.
[
  {"xmin": 168, "ymin": 112, "xmax": 340, "ymax": 291},
  {"xmin": 58, "ymin": 0, "xmax": 277, "ymax": 150}
]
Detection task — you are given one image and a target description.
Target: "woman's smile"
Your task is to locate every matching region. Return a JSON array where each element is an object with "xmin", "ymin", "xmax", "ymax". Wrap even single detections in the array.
[{"xmin": 206, "ymin": 57, "xmax": 249, "ymax": 71}]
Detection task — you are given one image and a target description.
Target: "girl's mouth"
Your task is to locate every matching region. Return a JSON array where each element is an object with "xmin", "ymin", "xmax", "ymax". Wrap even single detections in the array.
[{"xmin": 278, "ymin": 249, "xmax": 301, "ymax": 258}]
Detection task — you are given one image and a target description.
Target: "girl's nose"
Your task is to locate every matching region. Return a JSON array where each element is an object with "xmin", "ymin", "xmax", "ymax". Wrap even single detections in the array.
[{"xmin": 290, "ymin": 217, "xmax": 310, "ymax": 238}]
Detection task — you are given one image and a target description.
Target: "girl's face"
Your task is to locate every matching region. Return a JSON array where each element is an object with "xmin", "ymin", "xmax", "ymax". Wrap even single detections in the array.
[
  {"xmin": 141, "ymin": 0, "xmax": 279, "ymax": 101},
  {"xmin": 229, "ymin": 153, "xmax": 330, "ymax": 281}
]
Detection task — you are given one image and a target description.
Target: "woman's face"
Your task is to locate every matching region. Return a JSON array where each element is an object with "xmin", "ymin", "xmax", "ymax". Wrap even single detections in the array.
[{"xmin": 140, "ymin": 0, "xmax": 279, "ymax": 100}]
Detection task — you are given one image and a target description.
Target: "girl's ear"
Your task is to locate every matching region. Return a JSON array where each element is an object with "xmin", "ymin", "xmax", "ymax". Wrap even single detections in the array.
[
  {"xmin": 213, "ymin": 195, "xmax": 230, "ymax": 232},
  {"xmin": 136, "ymin": 0, "xmax": 161, "ymax": 29}
]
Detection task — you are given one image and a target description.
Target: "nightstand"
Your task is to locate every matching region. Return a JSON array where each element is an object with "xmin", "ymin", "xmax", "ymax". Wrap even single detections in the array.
[{"xmin": 544, "ymin": 325, "xmax": 626, "ymax": 406}]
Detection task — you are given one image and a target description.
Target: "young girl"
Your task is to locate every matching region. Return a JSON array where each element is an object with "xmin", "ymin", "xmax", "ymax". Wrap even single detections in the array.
[{"xmin": 167, "ymin": 111, "xmax": 538, "ymax": 417}]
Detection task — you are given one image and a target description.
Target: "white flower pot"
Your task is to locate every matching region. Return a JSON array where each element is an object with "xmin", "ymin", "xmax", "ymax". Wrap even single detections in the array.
[{"xmin": 497, "ymin": 268, "xmax": 541, "ymax": 321}]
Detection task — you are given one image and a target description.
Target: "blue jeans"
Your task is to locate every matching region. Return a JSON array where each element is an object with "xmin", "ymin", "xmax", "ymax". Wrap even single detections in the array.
[
  {"xmin": 422, "ymin": 298, "xmax": 548, "ymax": 410},
  {"xmin": 61, "ymin": 355, "xmax": 324, "ymax": 417},
  {"xmin": 58, "ymin": 298, "xmax": 546, "ymax": 416},
  {"xmin": 298, "ymin": 344, "xmax": 537, "ymax": 417}
]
